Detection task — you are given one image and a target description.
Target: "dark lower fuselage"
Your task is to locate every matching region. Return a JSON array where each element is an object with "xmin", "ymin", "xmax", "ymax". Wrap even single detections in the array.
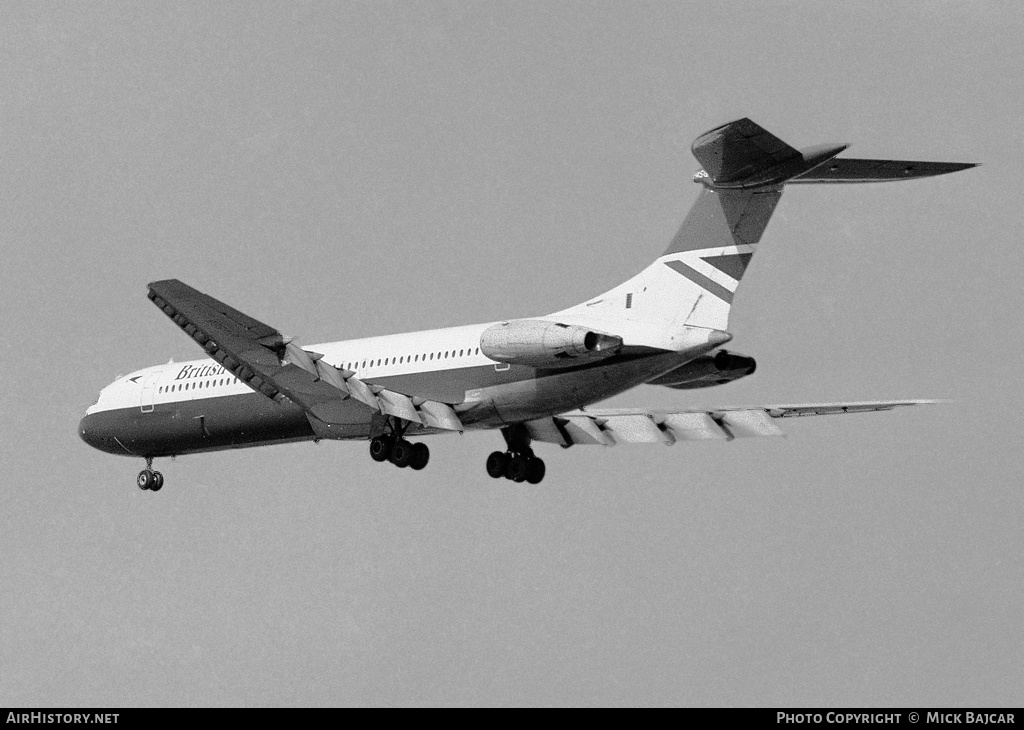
[{"xmin": 80, "ymin": 349, "xmax": 688, "ymax": 458}]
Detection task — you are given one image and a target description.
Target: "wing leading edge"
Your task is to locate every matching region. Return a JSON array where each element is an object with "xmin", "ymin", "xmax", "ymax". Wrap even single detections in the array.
[{"xmin": 524, "ymin": 400, "xmax": 940, "ymax": 447}]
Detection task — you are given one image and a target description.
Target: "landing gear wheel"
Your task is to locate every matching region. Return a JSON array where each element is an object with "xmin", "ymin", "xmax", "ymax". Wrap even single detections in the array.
[
  {"xmin": 369, "ymin": 435, "xmax": 393, "ymax": 462},
  {"xmin": 410, "ymin": 442, "xmax": 430, "ymax": 470},
  {"xmin": 137, "ymin": 470, "xmax": 154, "ymax": 490},
  {"xmin": 486, "ymin": 451, "xmax": 508, "ymax": 479},
  {"xmin": 150, "ymin": 471, "xmax": 164, "ymax": 492},
  {"xmin": 389, "ymin": 439, "xmax": 414, "ymax": 468},
  {"xmin": 525, "ymin": 457, "xmax": 545, "ymax": 485},
  {"xmin": 508, "ymin": 454, "xmax": 529, "ymax": 483}
]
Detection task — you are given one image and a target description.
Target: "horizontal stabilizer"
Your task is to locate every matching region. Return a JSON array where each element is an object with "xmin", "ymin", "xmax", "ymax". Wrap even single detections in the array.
[
  {"xmin": 789, "ymin": 158, "xmax": 978, "ymax": 183},
  {"xmin": 690, "ymin": 118, "xmax": 975, "ymax": 189},
  {"xmin": 691, "ymin": 118, "xmax": 849, "ymax": 189}
]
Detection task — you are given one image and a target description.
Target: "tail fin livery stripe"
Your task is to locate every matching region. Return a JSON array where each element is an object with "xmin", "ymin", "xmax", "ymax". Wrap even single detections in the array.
[
  {"xmin": 702, "ymin": 252, "xmax": 753, "ymax": 280},
  {"xmin": 664, "ymin": 259, "xmax": 735, "ymax": 304}
]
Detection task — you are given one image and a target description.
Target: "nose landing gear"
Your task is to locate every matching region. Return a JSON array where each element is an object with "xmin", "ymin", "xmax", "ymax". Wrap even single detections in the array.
[{"xmin": 137, "ymin": 457, "xmax": 164, "ymax": 492}]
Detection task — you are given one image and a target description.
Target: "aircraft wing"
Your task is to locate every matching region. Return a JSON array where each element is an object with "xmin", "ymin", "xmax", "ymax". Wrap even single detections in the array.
[
  {"xmin": 146, "ymin": 279, "xmax": 463, "ymax": 437},
  {"xmin": 524, "ymin": 400, "xmax": 939, "ymax": 446}
]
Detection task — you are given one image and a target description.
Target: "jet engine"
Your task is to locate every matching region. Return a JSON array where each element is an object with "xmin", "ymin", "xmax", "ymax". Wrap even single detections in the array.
[
  {"xmin": 480, "ymin": 320, "xmax": 623, "ymax": 368},
  {"xmin": 648, "ymin": 349, "xmax": 756, "ymax": 390}
]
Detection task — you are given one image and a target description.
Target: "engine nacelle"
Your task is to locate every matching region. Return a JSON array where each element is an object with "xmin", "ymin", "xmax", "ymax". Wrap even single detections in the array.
[
  {"xmin": 480, "ymin": 320, "xmax": 623, "ymax": 368},
  {"xmin": 648, "ymin": 349, "xmax": 756, "ymax": 390}
]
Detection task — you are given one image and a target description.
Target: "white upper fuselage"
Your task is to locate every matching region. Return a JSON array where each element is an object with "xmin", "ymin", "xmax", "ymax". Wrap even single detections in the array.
[
  {"xmin": 88, "ymin": 321, "xmax": 498, "ymax": 417},
  {"xmin": 87, "ymin": 307, "xmax": 727, "ymax": 420}
]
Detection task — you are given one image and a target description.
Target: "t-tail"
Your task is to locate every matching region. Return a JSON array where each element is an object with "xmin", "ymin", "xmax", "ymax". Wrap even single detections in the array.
[{"xmin": 550, "ymin": 117, "xmax": 975, "ymax": 344}]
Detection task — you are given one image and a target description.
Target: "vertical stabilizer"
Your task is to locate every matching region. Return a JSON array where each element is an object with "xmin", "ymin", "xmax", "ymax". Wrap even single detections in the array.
[{"xmin": 550, "ymin": 118, "xmax": 976, "ymax": 345}]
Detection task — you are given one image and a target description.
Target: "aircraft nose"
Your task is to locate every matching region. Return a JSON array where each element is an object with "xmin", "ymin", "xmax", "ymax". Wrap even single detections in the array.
[
  {"xmin": 79, "ymin": 412, "xmax": 125, "ymax": 455},
  {"xmin": 79, "ymin": 413, "xmax": 99, "ymax": 448}
]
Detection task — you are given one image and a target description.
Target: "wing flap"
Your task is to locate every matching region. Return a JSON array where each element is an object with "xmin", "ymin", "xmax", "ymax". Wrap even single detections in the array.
[
  {"xmin": 560, "ymin": 416, "xmax": 613, "ymax": 446},
  {"xmin": 524, "ymin": 417, "xmax": 570, "ymax": 448},
  {"xmin": 717, "ymin": 409, "xmax": 785, "ymax": 438},
  {"xmin": 525, "ymin": 400, "xmax": 935, "ymax": 447},
  {"xmin": 417, "ymin": 401, "xmax": 463, "ymax": 432},
  {"xmin": 659, "ymin": 412, "xmax": 731, "ymax": 441},
  {"xmin": 147, "ymin": 279, "xmax": 463, "ymax": 434},
  {"xmin": 598, "ymin": 414, "xmax": 672, "ymax": 445}
]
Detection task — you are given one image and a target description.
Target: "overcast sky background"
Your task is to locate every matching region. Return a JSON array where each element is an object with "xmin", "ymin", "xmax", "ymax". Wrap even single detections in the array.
[{"xmin": 2, "ymin": 1, "xmax": 1021, "ymax": 707}]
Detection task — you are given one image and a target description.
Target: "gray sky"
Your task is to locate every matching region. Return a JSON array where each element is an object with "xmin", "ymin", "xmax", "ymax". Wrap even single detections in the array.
[{"xmin": 2, "ymin": 1, "xmax": 1021, "ymax": 707}]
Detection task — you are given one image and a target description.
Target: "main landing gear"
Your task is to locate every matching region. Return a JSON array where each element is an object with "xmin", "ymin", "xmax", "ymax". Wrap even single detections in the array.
[
  {"xmin": 369, "ymin": 418, "xmax": 430, "ymax": 470},
  {"xmin": 137, "ymin": 457, "xmax": 164, "ymax": 492},
  {"xmin": 486, "ymin": 424, "xmax": 546, "ymax": 484}
]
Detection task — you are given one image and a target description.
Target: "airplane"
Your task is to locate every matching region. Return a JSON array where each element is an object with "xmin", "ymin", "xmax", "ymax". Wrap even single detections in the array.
[{"xmin": 78, "ymin": 118, "xmax": 975, "ymax": 491}]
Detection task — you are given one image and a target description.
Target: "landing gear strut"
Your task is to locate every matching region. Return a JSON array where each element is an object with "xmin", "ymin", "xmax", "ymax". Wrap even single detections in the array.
[
  {"xmin": 369, "ymin": 418, "xmax": 430, "ymax": 471},
  {"xmin": 137, "ymin": 457, "xmax": 164, "ymax": 492},
  {"xmin": 487, "ymin": 425, "xmax": 546, "ymax": 484}
]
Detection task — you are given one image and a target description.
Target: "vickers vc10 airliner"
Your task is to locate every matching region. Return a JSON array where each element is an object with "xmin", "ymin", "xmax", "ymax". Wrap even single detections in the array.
[{"xmin": 79, "ymin": 118, "xmax": 975, "ymax": 490}]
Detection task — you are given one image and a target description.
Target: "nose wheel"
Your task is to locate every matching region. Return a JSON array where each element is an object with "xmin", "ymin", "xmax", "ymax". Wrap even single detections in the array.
[{"xmin": 137, "ymin": 457, "xmax": 164, "ymax": 491}]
